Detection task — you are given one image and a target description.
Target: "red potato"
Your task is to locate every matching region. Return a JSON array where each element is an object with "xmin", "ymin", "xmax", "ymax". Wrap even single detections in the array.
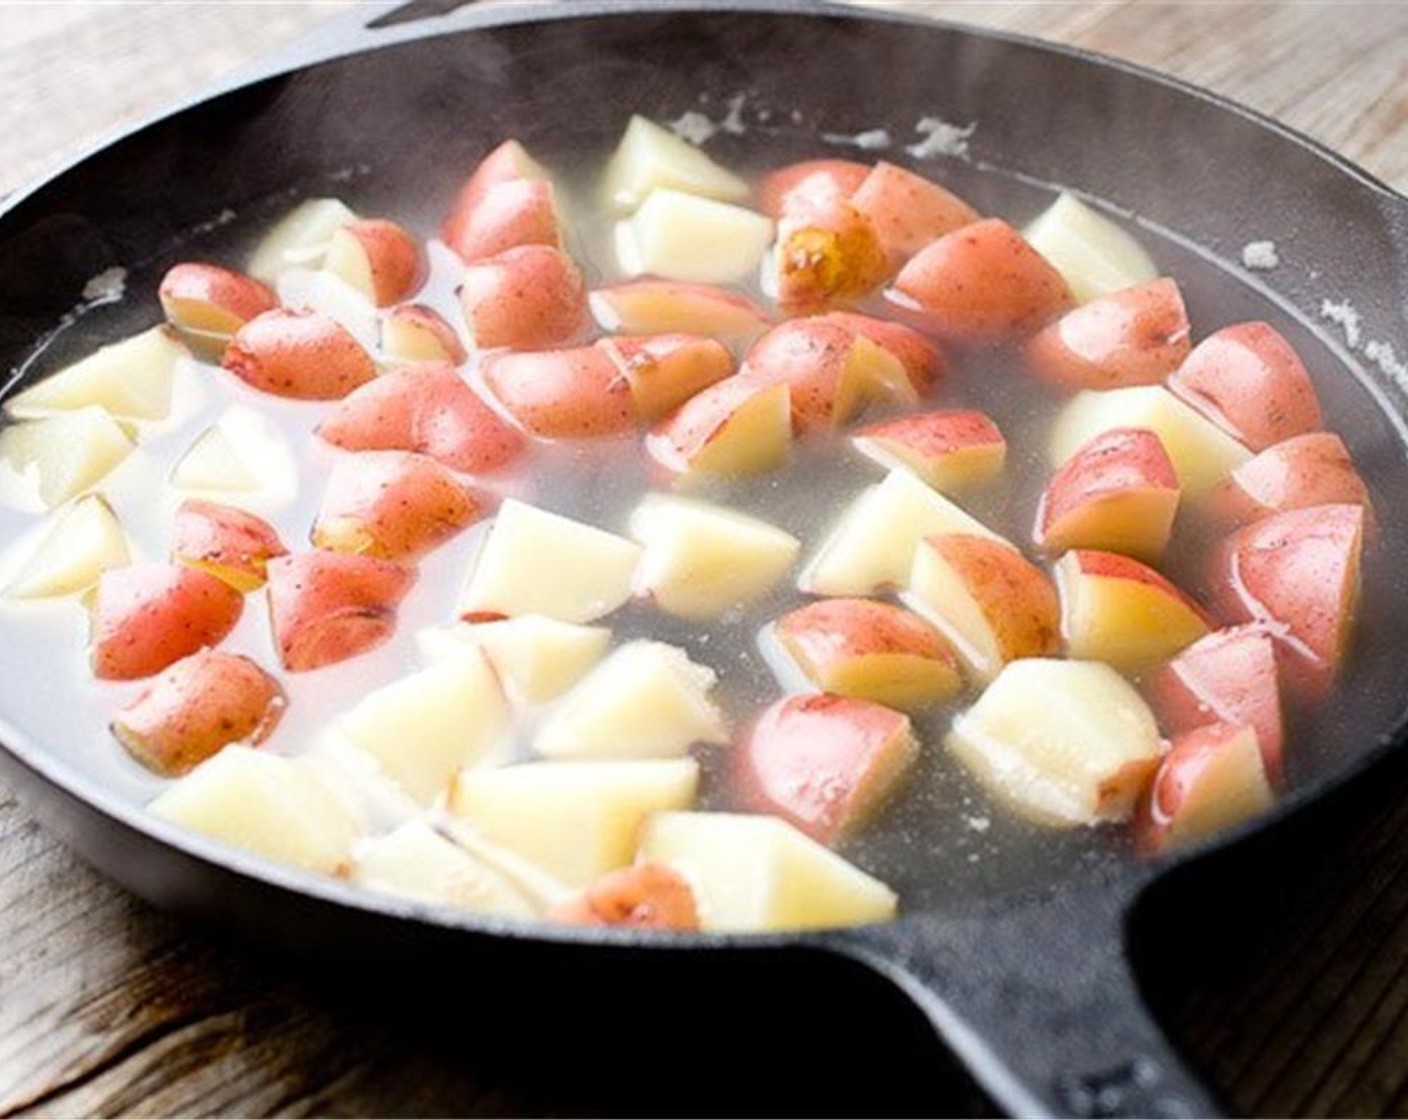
[
  {"xmin": 312, "ymin": 450, "xmax": 482, "ymax": 561},
  {"xmin": 441, "ymin": 139, "xmax": 546, "ymax": 237},
  {"xmin": 480, "ymin": 343, "xmax": 635, "ymax": 438},
  {"xmin": 1057, "ymin": 549, "xmax": 1211, "ymax": 673},
  {"xmin": 318, "ymin": 361, "xmax": 524, "ymax": 474},
  {"xmin": 90, "ymin": 563, "xmax": 244, "ymax": 681},
  {"xmin": 458, "ymin": 245, "xmax": 586, "ymax": 351},
  {"xmin": 326, "ymin": 219, "xmax": 425, "ymax": 306},
  {"xmin": 1133, "ymin": 723, "xmax": 1274, "ymax": 855},
  {"xmin": 775, "ymin": 598, "xmax": 962, "ymax": 711},
  {"xmin": 111, "ymin": 650, "xmax": 285, "ymax": 777},
  {"xmin": 817, "ymin": 311, "xmax": 947, "ymax": 394},
  {"xmin": 606, "ymin": 333, "xmax": 734, "ymax": 420},
  {"xmin": 1169, "ymin": 321, "xmax": 1322, "ymax": 451},
  {"xmin": 773, "ymin": 197, "xmax": 890, "ymax": 312},
  {"xmin": 589, "ymin": 280, "xmax": 770, "ymax": 341},
  {"xmin": 646, "ymin": 375, "xmax": 792, "ymax": 479},
  {"xmin": 1206, "ymin": 432, "xmax": 1371, "ymax": 529},
  {"xmin": 266, "ymin": 551, "xmax": 414, "ymax": 672},
  {"xmin": 443, "ymin": 178, "xmax": 560, "ymax": 264},
  {"xmin": 171, "ymin": 499, "xmax": 288, "ymax": 592},
  {"xmin": 852, "ymin": 410, "xmax": 1006, "ymax": 492},
  {"xmin": 757, "ymin": 158, "xmax": 871, "ymax": 218},
  {"xmin": 1144, "ymin": 625, "xmax": 1285, "ymax": 783},
  {"xmin": 1034, "ymin": 427, "xmax": 1180, "ymax": 561},
  {"xmin": 380, "ymin": 303, "xmax": 468, "ymax": 365},
  {"xmin": 740, "ymin": 318, "xmax": 911, "ymax": 433},
  {"xmin": 907, "ymin": 534, "xmax": 1062, "ymax": 679},
  {"xmin": 739, "ymin": 693, "xmax": 917, "ymax": 844},
  {"xmin": 159, "ymin": 262, "xmax": 276, "ymax": 337},
  {"xmin": 222, "ymin": 309, "xmax": 376, "ymax": 400},
  {"xmin": 1208, "ymin": 503, "xmax": 1364, "ymax": 698},
  {"xmin": 1025, "ymin": 278, "xmax": 1192, "ymax": 389},
  {"xmin": 849, "ymin": 161, "xmax": 981, "ymax": 263},
  {"xmin": 547, "ymin": 863, "xmax": 700, "ymax": 931},
  {"xmin": 888, "ymin": 218, "xmax": 1075, "ymax": 342}
]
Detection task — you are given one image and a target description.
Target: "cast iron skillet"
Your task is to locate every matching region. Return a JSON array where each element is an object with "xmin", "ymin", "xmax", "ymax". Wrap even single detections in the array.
[{"xmin": 3, "ymin": 2, "xmax": 1408, "ymax": 1115}]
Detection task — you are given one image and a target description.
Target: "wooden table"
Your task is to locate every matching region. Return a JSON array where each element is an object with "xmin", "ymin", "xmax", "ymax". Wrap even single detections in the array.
[{"xmin": 2, "ymin": 3, "xmax": 1407, "ymax": 1116}]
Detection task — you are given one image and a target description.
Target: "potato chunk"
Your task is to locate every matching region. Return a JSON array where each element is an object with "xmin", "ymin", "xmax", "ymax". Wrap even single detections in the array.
[
  {"xmin": 534, "ymin": 641, "xmax": 725, "ymax": 761},
  {"xmin": 0, "ymin": 405, "xmax": 134, "ymax": 510},
  {"xmin": 629, "ymin": 493, "xmax": 799, "ymax": 619},
  {"xmin": 417, "ymin": 615, "xmax": 610, "ymax": 706},
  {"xmin": 338, "ymin": 651, "xmax": 510, "ymax": 804},
  {"xmin": 447, "ymin": 759, "xmax": 699, "ymax": 887},
  {"xmin": 1022, "ymin": 192, "xmax": 1157, "ymax": 303},
  {"xmin": 458, "ymin": 499, "xmax": 642, "ymax": 624},
  {"xmin": 639, "ymin": 812, "xmax": 897, "ymax": 932},
  {"xmin": 4, "ymin": 494, "xmax": 129, "ymax": 599},
  {"xmin": 617, "ymin": 189, "xmax": 773, "ymax": 284},
  {"xmin": 247, "ymin": 197, "xmax": 357, "ymax": 282},
  {"xmin": 946, "ymin": 659, "xmax": 1162, "ymax": 828},
  {"xmin": 600, "ymin": 115, "xmax": 749, "ymax": 212},
  {"xmin": 352, "ymin": 821, "xmax": 536, "ymax": 917},
  {"xmin": 6, "ymin": 327, "xmax": 183, "ymax": 422},
  {"xmin": 149, "ymin": 746, "xmax": 361, "ymax": 874}
]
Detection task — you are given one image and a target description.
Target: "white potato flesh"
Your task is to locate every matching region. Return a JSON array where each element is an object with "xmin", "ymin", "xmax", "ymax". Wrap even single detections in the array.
[
  {"xmin": 600, "ymin": 115, "xmax": 749, "ymax": 213},
  {"xmin": 0, "ymin": 405, "xmax": 135, "ymax": 510},
  {"xmin": 352, "ymin": 821, "xmax": 536, "ymax": 917},
  {"xmin": 639, "ymin": 812, "xmax": 898, "ymax": 932},
  {"xmin": 945, "ymin": 659, "xmax": 1162, "ymax": 828},
  {"xmin": 1023, "ymin": 192, "xmax": 1157, "ymax": 303},
  {"xmin": 1048, "ymin": 386, "xmax": 1251, "ymax": 499},
  {"xmin": 458, "ymin": 499, "xmax": 643, "ymax": 624},
  {"xmin": 446, "ymin": 758, "xmax": 699, "ymax": 887},
  {"xmin": 169, "ymin": 424, "xmax": 259, "ymax": 492},
  {"xmin": 629, "ymin": 493, "xmax": 799, "ymax": 619},
  {"xmin": 617, "ymin": 189, "xmax": 773, "ymax": 285},
  {"xmin": 534, "ymin": 640, "xmax": 726, "ymax": 761},
  {"xmin": 4, "ymin": 494, "xmax": 129, "ymax": 599},
  {"xmin": 7, "ymin": 327, "xmax": 183, "ymax": 422},
  {"xmin": 800, "ymin": 468, "xmax": 1003, "ymax": 596},
  {"xmin": 338, "ymin": 651, "xmax": 511, "ymax": 805},
  {"xmin": 417, "ymin": 615, "xmax": 611, "ymax": 706},
  {"xmin": 275, "ymin": 268, "xmax": 380, "ymax": 353},
  {"xmin": 149, "ymin": 746, "xmax": 362, "ymax": 874},
  {"xmin": 247, "ymin": 197, "xmax": 358, "ymax": 283},
  {"xmin": 168, "ymin": 404, "xmax": 298, "ymax": 510},
  {"xmin": 1157, "ymin": 729, "xmax": 1275, "ymax": 849}
]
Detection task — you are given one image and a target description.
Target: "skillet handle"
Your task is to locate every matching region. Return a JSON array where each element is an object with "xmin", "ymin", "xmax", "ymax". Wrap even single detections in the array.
[{"xmin": 813, "ymin": 874, "xmax": 1222, "ymax": 1118}]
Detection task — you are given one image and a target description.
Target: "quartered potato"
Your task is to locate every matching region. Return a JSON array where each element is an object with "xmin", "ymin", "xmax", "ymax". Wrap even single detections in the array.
[
  {"xmin": 416, "ymin": 615, "xmax": 610, "ymax": 707},
  {"xmin": 0, "ymin": 406, "xmax": 134, "ymax": 510},
  {"xmin": 601, "ymin": 114, "xmax": 749, "ymax": 212},
  {"xmin": 7, "ymin": 326, "xmax": 184, "ymax": 422},
  {"xmin": 4, "ymin": 494, "xmax": 129, "ymax": 599},
  {"xmin": 352, "ymin": 821, "xmax": 536, "ymax": 917},
  {"xmin": 617, "ymin": 189, "xmax": 773, "ymax": 284},
  {"xmin": 247, "ymin": 197, "xmax": 358, "ymax": 283},
  {"xmin": 1022, "ymin": 192, "xmax": 1158, "ymax": 303}
]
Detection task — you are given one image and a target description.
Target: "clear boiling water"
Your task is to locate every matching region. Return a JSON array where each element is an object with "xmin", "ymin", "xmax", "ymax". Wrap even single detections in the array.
[{"xmin": 0, "ymin": 136, "xmax": 1400, "ymax": 915}]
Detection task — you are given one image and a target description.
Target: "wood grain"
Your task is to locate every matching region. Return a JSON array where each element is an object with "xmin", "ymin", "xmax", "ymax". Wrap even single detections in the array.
[{"xmin": 1, "ymin": 2, "xmax": 1407, "ymax": 1117}]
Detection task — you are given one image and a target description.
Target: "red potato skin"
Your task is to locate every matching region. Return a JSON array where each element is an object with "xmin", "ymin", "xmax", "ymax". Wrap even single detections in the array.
[
  {"xmin": 318, "ymin": 361, "xmax": 523, "ymax": 474},
  {"xmin": 888, "ymin": 218, "xmax": 1075, "ymax": 342},
  {"xmin": 774, "ymin": 197, "xmax": 891, "ymax": 312},
  {"xmin": 266, "ymin": 551, "xmax": 414, "ymax": 672},
  {"xmin": 644, "ymin": 374, "xmax": 786, "ymax": 473},
  {"xmin": 381, "ymin": 303, "xmax": 468, "ymax": 365},
  {"xmin": 850, "ymin": 161, "xmax": 981, "ymax": 263},
  {"xmin": 927, "ymin": 534, "xmax": 1064, "ymax": 660},
  {"xmin": 1132, "ymin": 722, "xmax": 1267, "ymax": 855},
  {"xmin": 607, "ymin": 333, "xmax": 734, "ymax": 420},
  {"xmin": 738, "ymin": 693, "xmax": 915, "ymax": 844},
  {"xmin": 776, "ymin": 597, "xmax": 958, "ymax": 675},
  {"xmin": 171, "ymin": 500, "xmax": 288, "ymax": 592},
  {"xmin": 816, "ymin": 311, "xmax": 947, "ymax": 394},
  {"xmin": 1207, "ymin": 503, "xmax": 1364, "ymax": 699},
  {"xmin": 458, "ymin": 245, "xmax": 586, "ymax": 351},
  {"xmin": 441, "ymin": 140, "xmax": 542, "ymax": 233},
  {"xmin": 312, "ymin": 450, "xmax": 482, "ymax": 561},
  {"xmin": 1025, "ymin": 278, "xmax": 1192, "ymax": 389},
  {"xmin": 547, "ymin": 863, "xmax": 701, "ymax": 931},
  {"xmin": 90, "ymin": 563, "xmax": 244, "ymax": 681},
  {"xmin": 1034, "ymin": 427, "xmax": 1179, "ymax": 551},
  {"xmin": 111, "ymin": 650, "xmax": 286, "ymax": 777},
  {"xmin": 738, "ymin": 318, "xmax": 859, "ymax": 432},
  {"xmin": 159, "ymin": 263, "xmax": 276, "ymax": 334},
  {"xmin": 757, "ymin": 158, "xmax": 871, "ymax": 219},
  {"xmin": 855, "ymin": 408, "xmax": 1004, "ymax": 462},
  {"xmin": 589, "ymin": 280, "xmax": 771, "ymax": 338},
  {"xmin": 1144, "ymin": 625, "xmax": 1285, "ymax": 783},
  {"xmin": 340, "ymin": 219, "xmax": 425, "ymax": 306},
  {"xmin": 1169, "ymin": 321, "xmax": 1323, "ymax": 451},
  {"xmin": 442, "ymin": 179, "xmax": 559, "ymax": 264},
  {"xmin": 1205, "ymin": 432, "xmax": 1371, "ymax": 529},
  {"xmin": 480, "ymin": 344, "xmax": 636, "ymax": 438},
  {"xmin": 222, "ymin": 309, "xmax": 376, "ymax": 400}
]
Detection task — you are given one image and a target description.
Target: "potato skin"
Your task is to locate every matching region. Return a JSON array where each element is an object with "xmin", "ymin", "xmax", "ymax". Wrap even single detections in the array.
[
  {"xmin": 889, "ymin": 218, "xmax": 1075, "ymax": 342},
  {"xmin": 459, "ymin": 245, "xmax": 586, "ymax": 351},
  {"xmin": 91, "ymin": 563, "xmax": 244, "ymax": 681},
  {"xmin": 1206, "ymin": 432, "xmax": 1371, "ymax": 528},
  {"xmin": 340, "ymin": 219, "xmax": 425, "ymax": 306},
  {"xmin": 443, "ymin": 179, "xmax": 559, "ymax": 264},
  {"xmin": 739, "ymin": 317, "xmax": 858, "ymax": 432},
  {"xmin": 816, "ymin": 311, "xmax": 947, "ymax": 394},
  {"xmin": 547, "ymin": 863, "xmax": 700, "ymax": 930},
  {"xmin": 381, "ymin": 303, "xmax": 468, "ymax": 364},
  {"xmin": 266, "ymin": 551, "xmax": 415, "ymax": 672},
  {"xmin": 222, "ymin": 309, "xmax": 376, "ymax": 400},
  {"xmin": 850, "ymin": 161, "xmax": 980, "ymax": 263},
  {"xmin": 172, "ymin": 499, "xmax": 288, "ymax": 592},
  {"xmin": 774, "ymin": 197, "xmax": 890, "ymax": 312},
  {"xmin": 608, "ymin": 333, "xmax": 733, "ymax": 420},
  {"xmin": 757, "ymin": 158, "xmax": 870, "ymax": 219},
  {"xmin": 112, "ymin": 650, "xmax": 286, "ymax": 777},
  {"xmin": 480, "ymin": 344, "xmax": 636, "ymax": 438},
  {"xmin": 159, "ymin": 262, "xmax": 276, "ymax": 335}
]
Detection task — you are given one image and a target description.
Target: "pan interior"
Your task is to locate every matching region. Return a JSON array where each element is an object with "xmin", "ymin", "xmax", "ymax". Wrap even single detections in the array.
[{"xmin": 1, "ymin": 8, "xmax": 1407, "ymax": 917}]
